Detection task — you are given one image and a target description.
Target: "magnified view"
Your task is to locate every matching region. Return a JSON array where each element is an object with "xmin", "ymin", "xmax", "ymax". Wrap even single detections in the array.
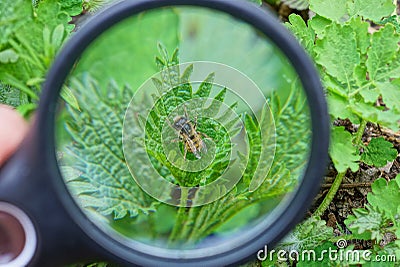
[{"xmin": 55, "ymin": 6, "xmax": 311, "ymax": 252}]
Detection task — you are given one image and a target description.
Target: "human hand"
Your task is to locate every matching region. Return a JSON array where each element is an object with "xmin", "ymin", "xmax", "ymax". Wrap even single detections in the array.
[{"xmin": 0, "ymin": 105, "xmax": 29, "ymax": 166}]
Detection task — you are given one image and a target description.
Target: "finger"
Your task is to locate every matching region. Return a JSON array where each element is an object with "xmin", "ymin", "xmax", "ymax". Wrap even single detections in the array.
[{"xmin": 0, "ymin": 105, "xmax": 29, "ymax": 166}]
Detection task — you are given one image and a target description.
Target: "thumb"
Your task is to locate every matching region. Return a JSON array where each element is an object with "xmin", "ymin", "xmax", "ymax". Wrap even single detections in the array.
[{"xmin": 0, "ymin": 105, "xmax": 29, "ymax": 166}]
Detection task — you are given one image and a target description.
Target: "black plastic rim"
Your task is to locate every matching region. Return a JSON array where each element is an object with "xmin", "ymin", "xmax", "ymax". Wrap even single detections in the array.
[{"xmin": 39, "ymin": 0, "xmax": 329, "ymax": 266}]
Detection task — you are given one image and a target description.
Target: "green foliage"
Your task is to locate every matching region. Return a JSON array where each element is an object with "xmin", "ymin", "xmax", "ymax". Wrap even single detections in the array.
[
  {"xmin": 140, "ymin": 47, "xmax": 237, "ymax": 187},
  {"xmin": 60, "ymin": 76, "xmax": 157, "ymax": 219},
  {"xmin": 345, "ymin": 175, "xmax": 400, "ymax": 250},
  {"xmin": 280, "ymin": 217, "xmax": 334, "ymax": 251},
  {"xmin": 277, "ymin": 1, "xmax": 400, "ymax": 266},
  {"xmin": 0, "ymin": 0, "xmax": 80, "ymax": 114},
  {"xmin": 329, "ymin": 126, "xmax": 361, "ymax": 172},
  {"xmin": 361, "ymin": 137, "xmax": 398, "ymax": 167},
  {"xmin": 309, "ymin": 0, "xmax": 395, "ymax": 23},
  {"xmin": 287, "ymin": 3, "xmax": 400, "ymax": 131},
  {"xmin": 263, "ymin": 217, "xmax": 334, "ymax": 266},
  {"xmin": 59, "ymin": 43, "xmax": 310, "ymax": 250}
]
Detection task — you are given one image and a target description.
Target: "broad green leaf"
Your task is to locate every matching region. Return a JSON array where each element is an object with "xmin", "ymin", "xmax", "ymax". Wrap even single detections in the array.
[
  {"xmin": 361, "ymin": 137, "xmax": 398, "ymax": 167},
  {"xmin": 314, "ymin": 23, "xmax": 359, "ymax": 86},
  {"xmin": 347, "ymin": 0, "xmax": 395, "ymax": 22},
  {"xmin": 377, "ymin": 80, "xmax": 400, "ymax": 112},
  {"xmin": 309, "ymin": 0, "xmax": 348, "ymax": 23},
  {"xmin": 348, "ymin": 17, "xmax": 370, "ymax": 55},
  {"xmin": 351, "ymin": 101, "xmax": 400, "ymax": 130},
  {"xmin": 329, "ymin": 126, "xmax": 360, "ymax": 172},
  {"xmin": 367, "ymin": 177, "xmax": 400, "ymax": 219},
  {"xmin": 51, "ymin": 24, "xmax": 65, "ymax": 49},
  {"xmin": 286, "ymin": 14, "xmax": 315, "ymax": 54},
  {"xmin": 327, "ymin": 92, "xmax": 359, "ymax": 122},
  {"xmin": 309, "ymin": 15, "xmax": 331, "ymax": 38},
  {"xmin": 366, "ymin": 24, "xmax": 400, "ymax": 81},
  {"xmin": 0, "ymin": 49, "xmax": 19, "ymax": 63},
  {"xmin": 359, "ymin": 88, "xmax": 379, "ymax": 103}
]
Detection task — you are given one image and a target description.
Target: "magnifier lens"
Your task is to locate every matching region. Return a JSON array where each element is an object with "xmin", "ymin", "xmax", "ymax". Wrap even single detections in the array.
[{"xmin": 55, "ymin": 4, "xmax": 311, "ymax": 258}]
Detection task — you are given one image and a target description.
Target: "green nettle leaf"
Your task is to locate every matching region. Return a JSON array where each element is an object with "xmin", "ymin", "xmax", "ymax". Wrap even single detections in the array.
[
  {"xmin": 61, "ymin": 76, "xmax": 157, "ymax": 219},
  {"xmin": 329, "ymin": 126, "xmax": 360, "ymax": 172},
  {"xmin": 346, "ymin": 175, "xmax": 400, "ymax": 244},
  {"xmin": 309, "ymin": 0, "xmax": 349, "ymax": 23},
  {"xmin": 279, "ymin": 217, "xmax": 334, "ymax": 251},
  {"xmin": 361, "ymin": 137, "xmax": 398, "ymax": 167},
  {"xmin": 141, "ymin": 48, "xmax": 235, "ymax": 188},
  {"xmin": 367, "ymin": 176, "xmax": 400, "ymax": 220},
  {"xmin": 345, "ymin": 206, "xmax": 383, "ymax": 241}
]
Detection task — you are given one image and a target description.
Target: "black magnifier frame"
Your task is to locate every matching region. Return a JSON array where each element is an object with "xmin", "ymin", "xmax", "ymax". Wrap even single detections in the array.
[{"xmin": 0, "ymin": 0, "xmax": 329, "ymax": 266}]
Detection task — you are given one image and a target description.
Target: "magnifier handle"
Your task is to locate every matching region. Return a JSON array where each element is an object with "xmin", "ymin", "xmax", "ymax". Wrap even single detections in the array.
[{"xmin": 0, "ymin": 131, "xmax": 106, "ymax": 266}]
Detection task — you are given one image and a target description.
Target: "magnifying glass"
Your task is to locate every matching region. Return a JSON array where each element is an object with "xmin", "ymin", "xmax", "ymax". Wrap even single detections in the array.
[{"xmin": 0, "ymin": 0, "xmax": 329, "ymax": 266}]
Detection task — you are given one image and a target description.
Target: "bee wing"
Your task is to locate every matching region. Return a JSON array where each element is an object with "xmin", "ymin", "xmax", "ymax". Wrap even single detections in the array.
[
  {"xmin": 187, "ymin": 139, "xmax": 201, "ymax": 159},
  {"xmin": 200, "ymin": 139, "xmax": 207, "ymax": 154}
]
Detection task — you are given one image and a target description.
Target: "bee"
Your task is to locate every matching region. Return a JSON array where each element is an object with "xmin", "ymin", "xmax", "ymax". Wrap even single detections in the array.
[{"xmin": 169, "ymin": 107, "xmax": 208, "ymax": 160}]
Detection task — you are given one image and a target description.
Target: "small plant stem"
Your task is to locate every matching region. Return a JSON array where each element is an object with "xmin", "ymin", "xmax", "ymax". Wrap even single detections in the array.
[
  {"xmin": 314, "ymin": 119, "xmax": 367, "ymax": 217},
  {"xmin": 314, "ymin": 171, "xmax": 346, "ymax": 217},
  {"xmin": 354, "ymin": 119, "xmax": 367, "ymax": 146},
  {"xmin": 168, "ymin": 187, "xmax": 189, "ymax": 245}
]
